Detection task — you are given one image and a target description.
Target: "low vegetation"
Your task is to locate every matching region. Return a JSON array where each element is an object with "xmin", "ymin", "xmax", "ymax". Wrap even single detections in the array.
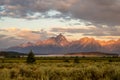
[
  {"xmin": 0, "ymin": 62, "xmax": 120, "ymax": 80},
  {"xmin": 0, "ymin": 56, "xmax": 120, "ymax": 80}
]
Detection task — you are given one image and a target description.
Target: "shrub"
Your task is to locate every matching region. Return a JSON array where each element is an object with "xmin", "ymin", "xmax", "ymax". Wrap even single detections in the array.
[
  {"xmin": 64, "ymin": 59, "xmax": 70, "ymax": 63},
  {"xmin": 26, "ymin": 50, "xmax": 36, "ymax": 64},
  {"xmin": 74, "ymin": 56, "xmax": 79, "ymax": 63}
]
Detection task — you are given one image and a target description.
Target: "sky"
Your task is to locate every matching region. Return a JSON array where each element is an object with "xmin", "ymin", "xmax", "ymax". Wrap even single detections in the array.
[{"xmin": 0, "ymin": 0, "xmax": 120, "ymax": 49}]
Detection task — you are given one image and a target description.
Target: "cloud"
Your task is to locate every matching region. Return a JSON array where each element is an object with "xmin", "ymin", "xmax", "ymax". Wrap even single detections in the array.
[
  {"xmin": 1, "ymin": 0, "xmax": 120, "ymax": 26},
  {"xmin": 70, "ymin": 0, "xmax": 120, "ymax": 26},
  {"xmin": 0, "ymin": 28, "xmax": 54, "ymax": 41},
  {"xmin": 0, "ymin": 34, "xmax": 7, "ymax": 38},
  {"xmin": 16, "ymin": 29, "xmax": 54, "ymax": 41},
  {"xmin": 83, "ymin": 26, "xmax": 120, "ymax": 36},
  {"xmin": 0, "ymin": 34, "xmax": 26, "ymax": 49},
  {"xmin": 0, "ymin": 0, "xmax": 77, "ymax": 19},
  {"xmin": 51, "ymin": 27, "xmax": 90, "ymax": 33},
  {"xmin": 0, "ymin": 27, "xmax": 55, "ymax": 49},
  {"xmin": 51, "ymin": 26, "xmax": 120, "ymax": 36},
  {"xmin": 96, "ymin": 36, "xmax": 120, "ymax": 40}
]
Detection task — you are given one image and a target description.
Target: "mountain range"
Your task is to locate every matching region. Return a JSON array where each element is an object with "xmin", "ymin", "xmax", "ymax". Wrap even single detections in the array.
[{"xmin": 5, "ymin": 34, "xmax": 120, "ymax": 54}]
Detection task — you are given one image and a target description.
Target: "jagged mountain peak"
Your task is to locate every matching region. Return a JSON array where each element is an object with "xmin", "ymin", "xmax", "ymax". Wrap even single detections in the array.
[
  {"xmin": 38, "ymin": 34, "xmax": 69, "ymax": 46},
  {"xmin": 108, "ymin": 40, "xmax": 116, "ymax": 43},
  {"xmin": 54, "ymin": 34, "xmax": 69, "ymax": 46},
  {"xmin": 98, "ymin": 40, "xmax": 117, "ymax": 46},
  {"xmin": 79, "ymin": 37, "xmax": 97, "ymax": 45},
  {"xmin": 19, "ymin": 42, "xmax": 34, "ymax": 47},
  {"xmin": 55, "ymin": 33, "xmax": 68, "ymax": 41}
]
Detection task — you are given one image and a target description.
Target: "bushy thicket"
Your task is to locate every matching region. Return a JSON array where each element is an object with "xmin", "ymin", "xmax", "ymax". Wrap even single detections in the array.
[{"xmin": 0, "ymin": 62, "xmax": 120, "ymax": 80}]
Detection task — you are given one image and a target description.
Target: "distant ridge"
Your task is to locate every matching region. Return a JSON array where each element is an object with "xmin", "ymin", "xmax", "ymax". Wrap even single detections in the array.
[
  {"xmin": 65, "ymin": 52, "xmax": 119, "ymax": 57},
  {"xmin": 0, "ymin": 51, "xmax": 26, "ymax": 57},
  {"xmin": 5, "ymin": 34, "xmax": 120, "ymax": 54}
]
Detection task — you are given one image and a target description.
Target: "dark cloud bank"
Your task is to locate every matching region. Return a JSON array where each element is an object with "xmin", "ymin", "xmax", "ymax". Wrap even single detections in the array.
[
  {"xmin": 51, "ymin": 27, "xmax": 120, "ymax": 36},
  {"xmin": 0, "ymin": 0, "xmax": 120, "ymax": 26}
]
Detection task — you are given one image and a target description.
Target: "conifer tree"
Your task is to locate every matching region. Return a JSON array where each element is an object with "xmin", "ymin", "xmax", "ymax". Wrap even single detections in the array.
[{"xmin": 26, "ymin": 50, "xmax": 36, "ymax": 64}]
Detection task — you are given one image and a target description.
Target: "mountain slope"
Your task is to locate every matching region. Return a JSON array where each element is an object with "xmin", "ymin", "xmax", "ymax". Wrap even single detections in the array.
[{"xmin": 5, "ymin": 34, "xmax": 120, "ymax": 54}]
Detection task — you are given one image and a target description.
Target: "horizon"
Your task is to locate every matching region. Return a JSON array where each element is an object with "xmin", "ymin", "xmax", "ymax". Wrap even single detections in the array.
[{"xmin": 0, "ymin": 0, "xmax": 120, "ymax": 49}]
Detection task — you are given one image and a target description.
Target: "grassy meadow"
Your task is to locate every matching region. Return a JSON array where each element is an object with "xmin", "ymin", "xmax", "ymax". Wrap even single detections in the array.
[{"xmin": 0, "ymin": 57, "xmax": 120, "ymax": 80}]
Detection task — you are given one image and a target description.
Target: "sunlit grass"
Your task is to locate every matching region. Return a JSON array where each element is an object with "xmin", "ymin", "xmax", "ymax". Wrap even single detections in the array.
[{"xmin": 0, "ymin": 61, "xmax": 120, "ymax": 80}]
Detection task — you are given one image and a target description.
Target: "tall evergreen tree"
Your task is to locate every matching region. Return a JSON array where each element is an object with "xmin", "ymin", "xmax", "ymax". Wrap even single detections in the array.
[{"xmin": 26, "ymin": 50, "xmax": 36, "ymax": 64}]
